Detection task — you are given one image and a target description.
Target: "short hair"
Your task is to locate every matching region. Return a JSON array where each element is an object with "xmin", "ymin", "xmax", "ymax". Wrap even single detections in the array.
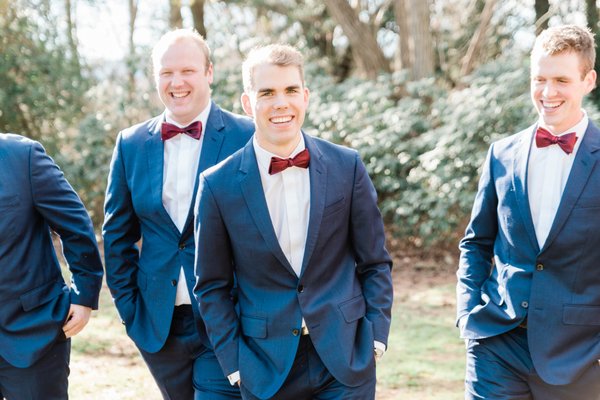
[
  {"xmin": 531, "ymin": 25, "xmax": 596, "ymax": 78},
  {"xmin": 242, "ymin": 44, "xmax": 305, "ymax": 92},
  {"xmin": 151, "ymin": 28, "xmax": 211, "ymax": 76}
]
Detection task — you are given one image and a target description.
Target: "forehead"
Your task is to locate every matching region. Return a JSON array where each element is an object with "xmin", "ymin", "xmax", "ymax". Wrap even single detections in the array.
[
  {"xmin": 531, "ymin": 51, "xmax": 583, "ymax": 76},
  {"xmin": 155, "ymin": 38, "xmax": 205, "ymax": 69},
  {"xmin": 252, "ymin": 63, "xmax": 303, "ymax": 89}
]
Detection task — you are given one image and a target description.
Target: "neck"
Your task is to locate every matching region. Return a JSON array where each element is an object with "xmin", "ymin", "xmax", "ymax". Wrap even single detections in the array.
[{"xmin": 257, "ymin": 135, "xmax": 302, "ymax": 158}]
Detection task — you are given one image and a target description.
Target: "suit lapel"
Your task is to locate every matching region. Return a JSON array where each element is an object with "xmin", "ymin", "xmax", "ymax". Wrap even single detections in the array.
[
  {"xmin": 181, "ymin": 103, "xmax": 226, "ymax": 238},
  {"xmin": 238, "ymin": 142, "xmax": 297, "ymax": 277},
  {"xmin": 542, "ymin": 122, "xmax": 600, "ymax": 252},
  {"xmin": 145, "ymin": 116, "xmax": 181, "ymax": 236},
  {"xmin": 512, "ymin": 126, "xmax": 540, "ymax": 253},
  {"xmin": 300, "ymin": 134, "xmax": 326, "ymax": 276}
]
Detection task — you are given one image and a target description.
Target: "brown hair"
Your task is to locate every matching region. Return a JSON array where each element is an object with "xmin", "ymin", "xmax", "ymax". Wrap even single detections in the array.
[
  {"xmin": 242, "ymin": 44, "xmax": 305, "ymax": 92},
  {"xmin": 532, "ymin": 25, "xmax": 596, "ymax": 78}
]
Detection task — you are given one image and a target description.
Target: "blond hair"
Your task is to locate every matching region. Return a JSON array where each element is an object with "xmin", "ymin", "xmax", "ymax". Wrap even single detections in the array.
[
  {"xmin": 242, "ymin": 44, "xmax": 305, "ymax": 92},
  {"xmin": 532, "ymin": 25, "xmax": 596, "ymax": 78},
  {"xmin": 151, "ymin": 28, "xmax": 211, "ymax": 76}
]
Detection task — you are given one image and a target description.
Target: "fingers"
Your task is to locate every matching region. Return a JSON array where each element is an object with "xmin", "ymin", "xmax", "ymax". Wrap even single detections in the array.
[{"xmin": 62, "ymin": 304, "xmax": 92, "ymax": 338}]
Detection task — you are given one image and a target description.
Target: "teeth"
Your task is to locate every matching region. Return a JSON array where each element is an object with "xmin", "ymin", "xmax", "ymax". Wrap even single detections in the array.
[
  {"xmin": 271, "ymin": 116, "xmax": 292, "ymax": 123},
  {"xmin": 172, "ymin": 92, "xmax": 188, "ymax": 98},
  {"xmin": 543, "ymin": 101, "xmax": 561, "ymax": 108}
]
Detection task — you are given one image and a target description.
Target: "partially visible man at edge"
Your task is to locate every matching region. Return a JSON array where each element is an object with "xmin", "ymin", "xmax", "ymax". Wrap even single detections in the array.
[
  {"xmin": 0, "ymin": 133, "xmax": 103, "ymax": 399},
  {"xmin": 102, "ymin": 28, "xmax": 253, "ymax": 399},
  {"xmin": 457, "ymin": 24, "xmax": 600, "ymax": 399}
]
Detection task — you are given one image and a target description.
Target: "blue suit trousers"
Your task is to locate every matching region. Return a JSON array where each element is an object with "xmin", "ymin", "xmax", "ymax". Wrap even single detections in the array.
[{"xmin": 465, "ymin": 327, "xmax": 600, "ymax": 400}]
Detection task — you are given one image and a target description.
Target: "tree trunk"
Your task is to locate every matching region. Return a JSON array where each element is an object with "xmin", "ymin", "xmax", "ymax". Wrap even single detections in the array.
[
  {"xmin": 393, "ymin": 0, "xmax": 411, "ymax": 71},
  {"xmin": 585, "ymin": 0, "xmax": 600, "ymax": 103},
  {"xmin": 64, "ymin": 0, "xmax": 80, "ymax": 74},
  {"xmin": 323, "ymin": 0, "xmax": 390, "ymax": 79},
  {"xmin": 534, "ymin": 0, "xmax": 550, "ymax": 35},
  {"xmin": 190, "ymin": 0, "xmax": 207, "ymax": 38},
  {"xmin": 169, "ymin": 0, "xmax": 183, "ymax": 29},
  {"xmin": 460, "ymin": 0, "xmax": 496, "ymax": 76},
  {"xmin": 127, "ymin": 0, "xmax": 138, "ymax": 117},
  {"xmin": 408, "ymin": 0, "xmax": 434, "ymax": 79}
]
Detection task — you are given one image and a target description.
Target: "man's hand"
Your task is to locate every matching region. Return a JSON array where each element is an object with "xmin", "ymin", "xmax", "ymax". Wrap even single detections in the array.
[{"xmin": 62, "ymin": 304, "xmax": 92, "ymax": 338}]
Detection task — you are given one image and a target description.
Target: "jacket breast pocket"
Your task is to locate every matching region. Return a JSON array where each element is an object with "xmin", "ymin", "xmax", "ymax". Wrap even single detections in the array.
[
  {"xmin": 241, "ymin": 315, "xmax": 267, "ymax": 338},
  {"xmin": 338, "ymin": 294, "xmax": 366, "ymax": 323},
  {"xmin": 563, "ymin": 304, "xmax": 600, "ymax": 326},
  {"xmin": 322, "ymin": 196, "xmax": 346, "ymax": 218},
  {"xmin": 20, "ymin": 280, "xmax": 67, "ymax": 312}
]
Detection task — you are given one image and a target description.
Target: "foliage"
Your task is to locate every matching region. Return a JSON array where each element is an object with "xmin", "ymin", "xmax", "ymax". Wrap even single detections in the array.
[
  {"xmin": 0, "ymin": 0, "xmax": 90, "ymax": 155},
  {"xmin": 300, "ymin": 57, "xmax": 542, "ymax": 248}
]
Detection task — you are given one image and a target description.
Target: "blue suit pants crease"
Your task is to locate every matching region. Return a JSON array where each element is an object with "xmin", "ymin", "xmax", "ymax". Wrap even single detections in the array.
[
  {"xmin": 240, "ymin": 335, "xmax": 376, "ymax": 400},
  {"xmin": 465, "ymin": 327, "xmax": 600, "ymax": 400},
  {"xmin": 0, "ymin": 336, "xmax": 70, "ymax": 400},
  {"xmin": 138, "ymin": 305, "xmax": 241, "ymax": 400}
]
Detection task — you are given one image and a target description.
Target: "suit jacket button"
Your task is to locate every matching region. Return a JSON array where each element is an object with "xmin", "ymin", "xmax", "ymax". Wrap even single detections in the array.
[
  {"xmin": 292, "ymin": 329, "xmax": 300, "ymax": 336},
  {"xmin": 297, "ymin": 285, "xmax": 304, "ymax": 293},
  {"xmin": 179, "ymin": 243, "xmax": 186, "ymax": 250},
  {"xmin": 171, "ymin": 279, "xmax": 178, "ymax": 286},
  {"xmin": 536, "ymin": 263, "xmax": 544, "ymax": 271},
  {"xmin": 521, "ymin": 301, "xmax": 529, "ymax": 308}
]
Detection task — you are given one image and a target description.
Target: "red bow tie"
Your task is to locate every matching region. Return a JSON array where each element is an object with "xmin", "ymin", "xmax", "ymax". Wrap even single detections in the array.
[
  {"xmin": 161, "ymin": 121, "xmax": 202, "ymax": 141},
  {"xmin": 268, "ymin": 149, "xmax": 310, "ymax": 175},
  {"xmin": 535, "ymin": 126, "xmax": 577, "ymax": 154}
]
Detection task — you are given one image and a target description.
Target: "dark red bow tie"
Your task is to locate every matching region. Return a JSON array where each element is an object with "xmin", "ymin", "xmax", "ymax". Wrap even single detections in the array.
[
  {"xmin": 161, "ymin": 121, "xmax": 202, "ymax": 141},
  {"xmin": 535, "ymin": 126, "xmax": 577, "ymax": 154},
  {"xmin": 268, "ymin": 149, "xmax": 310, "ymax": 175}
]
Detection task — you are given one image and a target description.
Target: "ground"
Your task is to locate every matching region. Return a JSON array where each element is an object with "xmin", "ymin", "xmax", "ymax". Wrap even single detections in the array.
[{"xmin": 67, "ymin": 248, "xmax": 464, "ymax": 399}]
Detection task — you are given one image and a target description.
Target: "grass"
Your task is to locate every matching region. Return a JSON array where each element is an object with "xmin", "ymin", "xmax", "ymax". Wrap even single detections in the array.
[{"xmin": 376, "ymin": 281, "xmax": 465, "ymax": 399}]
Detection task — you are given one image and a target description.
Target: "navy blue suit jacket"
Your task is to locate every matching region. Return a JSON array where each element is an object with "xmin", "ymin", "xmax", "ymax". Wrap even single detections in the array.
[
  {"xmin": 194, "ymin": 133, "xmax": 394, "ymax": 399},
  {"xmin": 458, "ymin": 121, "xmax": 600, "ymax": 385},
  {"xmin": 0, "ymin": 134, "xmax": 103, "ymax": 367},
  {"xmin": 102, "ymin": 102, "xmax": 253, "ymax": 352}
]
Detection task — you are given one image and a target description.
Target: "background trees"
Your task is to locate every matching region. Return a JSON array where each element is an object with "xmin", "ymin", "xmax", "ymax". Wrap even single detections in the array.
[{"xmin": 1, "ymin": 0, "xmax": 599, "ymax": 249}]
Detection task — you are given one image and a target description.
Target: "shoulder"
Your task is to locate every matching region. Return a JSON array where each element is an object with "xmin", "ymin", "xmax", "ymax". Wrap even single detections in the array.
[
  {"xmin": 118, "ymin": 115, "xmax": 162, "ymax": 143},
  {"xmin": 307, "ymin": 134, "xmax": 360, "ymax": 167},
  {"xmin": 489, "ymin": 124, "xmax": 533, "ymax": 155},
  {"xmin": 0, "ymin": 133, "xmax": 45, "ymax": 161},
  {"xmin": 0, "ymin": 133, "xmax": 36, "ymax": 149}
]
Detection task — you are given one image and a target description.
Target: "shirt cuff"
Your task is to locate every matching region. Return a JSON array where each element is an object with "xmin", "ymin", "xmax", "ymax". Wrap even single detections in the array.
[
  {"xmin": 227, "ymin": 371, "xmax": 240, "ymax": 386},
  {"xmin": 374, "ymin": 340, "xmax": 386, "ymax": 360}
]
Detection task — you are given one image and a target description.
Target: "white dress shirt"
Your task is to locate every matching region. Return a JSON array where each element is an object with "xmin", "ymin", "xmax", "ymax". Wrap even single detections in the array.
[
  {"xmin": 253, "ymin": 136, "xmax": 311, "ymax": 277},
  {"xmin": 527, "ymin": 111, "xmax": 588, "ymax": 249},
  {"xmin": 162, "ymin": 102, "xmax": 211, "ymax": 305}
]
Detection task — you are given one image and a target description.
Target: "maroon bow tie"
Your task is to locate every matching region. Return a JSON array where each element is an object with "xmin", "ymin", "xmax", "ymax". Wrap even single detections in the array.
[
  {"xmin": 268, "ymin": 149, "xmax": 310, "ymax": 175},
  {"xmin": 161, "ymin": 121, "xmax": 202, "ymax": 141},
  {"xmin": 535, "ymin": 126, "xmax": 577, "ymax": 154}
]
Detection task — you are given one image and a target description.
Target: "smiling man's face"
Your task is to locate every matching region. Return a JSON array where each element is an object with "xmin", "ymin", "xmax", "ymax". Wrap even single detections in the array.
[
  {"xmin": 155, "ymin": 38, "xmax": 213, "ymax": 126},
  {"xmin": 530, "ymin": 50, "xmax": 596, "ymax": 134}
]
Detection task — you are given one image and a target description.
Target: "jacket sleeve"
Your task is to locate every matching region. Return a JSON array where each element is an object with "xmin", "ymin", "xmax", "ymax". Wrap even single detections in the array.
[
  {"xmin": 193, "ymin": 175, "xmax": 240, "ymax": 376},
  {"xmin": 29, "ymin": 141, "xmax": 103, "ymax": 308},
  {"xmin": 349, "ymin": 152, "xmax": 394, "ymax": 346},
  {"xmin": 102, "ymin": 132, "xmax": 141, "ymax": 323},
  {"xmin": 456, "ymin": 144, "xmax": 498, "ymax": 325}
]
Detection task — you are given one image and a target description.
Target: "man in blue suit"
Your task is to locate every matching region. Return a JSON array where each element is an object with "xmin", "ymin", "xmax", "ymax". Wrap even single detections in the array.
[
  {"xmin": 0, "ymin": 134, "xmax": 103, "ymax": 399},
  {"xmin": 457, "ymin": 25, "xmax": 600, "ymax": 399},
  {"xmin": 102, "ymin": 29, "xmax": 253, "ymax": 400},
  {"xmin": 194, "ymin": 44, "xmax": 394, "ymax": 400}
]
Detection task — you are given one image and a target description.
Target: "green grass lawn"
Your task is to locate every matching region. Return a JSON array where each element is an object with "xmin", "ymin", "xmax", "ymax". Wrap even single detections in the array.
[{"xmin": 66, "ymin": 271, "xmax": 465, "ymax": 399}]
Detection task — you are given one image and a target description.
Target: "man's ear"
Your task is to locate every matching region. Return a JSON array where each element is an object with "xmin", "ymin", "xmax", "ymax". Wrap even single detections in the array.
[{"xmin": 241, "ymin": 92, "xmax": 254, "ymax": 117}]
